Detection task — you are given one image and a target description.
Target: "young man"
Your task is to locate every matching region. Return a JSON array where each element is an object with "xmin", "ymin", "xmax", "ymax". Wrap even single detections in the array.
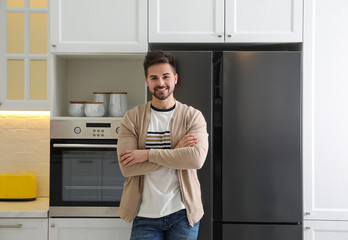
[{"xmin": 117, "ymin": 50, "xmax": 209, "ymax": 240}]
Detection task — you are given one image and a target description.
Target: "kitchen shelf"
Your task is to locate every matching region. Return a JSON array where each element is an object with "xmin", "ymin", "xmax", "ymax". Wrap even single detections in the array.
[
  {"xmin": 51, "ymin": 54, "xmax": 147, "ymax": 118},
  {"xmin": 50, "ymin": 116, "xmax": 123, "ymax": 121}
]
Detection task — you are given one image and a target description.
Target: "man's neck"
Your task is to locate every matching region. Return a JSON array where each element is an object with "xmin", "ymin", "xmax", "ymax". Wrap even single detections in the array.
[{"xmin": 151, "ymin": 97, "xmax": 176, "ymax": 110}]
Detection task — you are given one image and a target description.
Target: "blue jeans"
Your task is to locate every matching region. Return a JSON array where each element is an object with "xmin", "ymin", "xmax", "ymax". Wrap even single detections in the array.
[{"xmin": 130, "ymin": 209, "xmax": 200, "ymax": 240}]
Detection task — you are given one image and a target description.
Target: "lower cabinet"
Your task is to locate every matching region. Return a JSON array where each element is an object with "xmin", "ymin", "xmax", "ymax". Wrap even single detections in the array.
[
  {"xmin": 304, "ymin": 220, "xmax": 348, "ymax": 240},
  {"xmin": 0, "ymin": 218, "xmax": 48, "ymax": 240},
  {"xmin": 49, "ymin": 218, "xmax": 132, "ymax": 240}
]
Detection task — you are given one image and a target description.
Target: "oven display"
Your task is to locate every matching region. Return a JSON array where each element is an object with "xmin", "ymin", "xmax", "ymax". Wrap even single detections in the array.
[{"xmin": 86, "ymin": 123, "xmax": 111, "ymax": 128}]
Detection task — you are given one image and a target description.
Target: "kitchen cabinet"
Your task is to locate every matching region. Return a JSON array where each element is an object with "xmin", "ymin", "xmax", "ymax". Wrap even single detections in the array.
[
  {"xmin": 149, "ymin": 0, "xmax": 302, "ymax": 43},
  {"xmin": 50, "ymin": 0, "xmax": 147, "ymax": 53},
  {"xmin": 304, "ymin": 220, "xmax": 348, "ymax": 240},
  {"xmin": 303, "ymin": 0, "xmax": 348, "ymax": 222},
  {"xmin": 0, "ymin": 0, "xmax": 50, "ymax": 110},
  {"xmin": 49, "ymin": 218, "xmax": 131, "ymax": 240},
  {"xmin": 0, "ymin": 218, "xmax": 48, "ymax": 240},
  {"xmin": 51, "ymin": 54, "xmax": 147, "ymax": 118}
]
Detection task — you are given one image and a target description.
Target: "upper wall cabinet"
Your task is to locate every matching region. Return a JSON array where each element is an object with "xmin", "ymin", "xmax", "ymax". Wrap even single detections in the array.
[
  {"xmin": 0, "ymin": 0, "xmax": 50, "ymax": 111},
  {"xmin": 149, "ymin": 0, "xmax": 303, "ymax": 43},
  {"xmin": 149, "ymin": 0, "xmax": 225, "ymax": 43},
  {"xmin": 50, "ymin": 0, "xmax": 148, "ymax": 53}
]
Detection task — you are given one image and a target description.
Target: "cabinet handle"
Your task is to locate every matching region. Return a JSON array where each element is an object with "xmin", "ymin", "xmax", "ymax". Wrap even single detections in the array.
[
  {"xmin": 53, "ymin": 143, "xmax": 117, "ymax": 149},
  {"xmin": 305, "ymin": 212, "xmax": 311, "ymax": 215},
  {"xmin": 0, "ymin": 224, "xmax": 23, "ymax": 228},
  {"xmin": 218, "ymin": 34, "xmax": 222, "ymax": 37},
  {"xmin": 305, "ymin": 226, "xmax": 311, "ymax": 230},
  {"xmin": 227, "ymin": 34, "xmax": 232, "ymax": 37},
  {"xmin": 52, "ymin": 44, "xmax": 56, "ymax": 47},
  {"xmin": 51, "ymin": 223, "xmax": 55, "ymax": 228}
]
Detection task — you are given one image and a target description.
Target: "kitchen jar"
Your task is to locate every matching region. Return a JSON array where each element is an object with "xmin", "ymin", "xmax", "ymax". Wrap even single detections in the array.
[
  {"xmin": 84, "ymin": 102, "xmax": 105, "ymax": 117},
  {"xmin": 68, "ymin": 101, "xmax": 86, "ymax": 117},
  {"xmin": 93, "ymin": 92, "xmax": 111, "ymax": 117},
  {"xmin": 109, "ymin": 92, "xmax": 128, "ymax": 117}
]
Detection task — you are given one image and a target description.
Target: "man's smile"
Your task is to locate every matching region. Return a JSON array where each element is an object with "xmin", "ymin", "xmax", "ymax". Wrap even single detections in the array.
[{"xmin": 155, "ymin": 86, "xmax": 168, "ymax": 92}]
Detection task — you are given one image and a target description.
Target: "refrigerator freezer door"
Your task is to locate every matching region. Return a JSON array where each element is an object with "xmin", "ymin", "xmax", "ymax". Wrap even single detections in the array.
[
  {"xmin": 222, "ymin": 52, "xmax": 302, "ymax": 223},
  {"xmin": 223, "ymin": 224, "xmax": 302, "ymax": 240}
]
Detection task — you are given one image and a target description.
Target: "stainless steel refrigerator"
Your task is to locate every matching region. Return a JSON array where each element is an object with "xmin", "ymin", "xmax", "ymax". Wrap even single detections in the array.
[{"xmin": 149, "ymin": 50, "xmax": 302, "ymax": 240}]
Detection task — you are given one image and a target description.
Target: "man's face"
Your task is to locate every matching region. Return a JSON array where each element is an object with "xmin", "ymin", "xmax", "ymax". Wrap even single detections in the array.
[{"xmin": 145, "ymin": 63, "xmax": 178, "ymax": 101}]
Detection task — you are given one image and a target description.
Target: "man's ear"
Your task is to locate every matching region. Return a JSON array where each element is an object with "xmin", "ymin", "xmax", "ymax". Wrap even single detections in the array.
[
  {"xmin": 145, "ymin": 77, "xmax": 149, "ymax": 86},
  {"xmin": 175, "ymin": 73, "xmax": 178, "ymax": 84}
]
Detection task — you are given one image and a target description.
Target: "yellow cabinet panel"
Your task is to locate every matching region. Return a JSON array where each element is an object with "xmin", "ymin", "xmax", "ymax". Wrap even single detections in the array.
[
  {"xmin": 30, "ymin": 60, "xmax": 47, "ymax": 100},
  {"xmin": 7, "ymin": 0, "xmax": 24, "ymax": 8},
  {"xmin": 7, "ymin": 60, "xmax": 25, "ymax": 100},
  {"xmin": 30, "ymin": 13, "xmax": 47, "ymax": 54},
  {"xmin": 7, "ymin": 13, "xmax": 25, "ymax": 54},
  {"xmin": 30, "ymin": 0, "xmax": 47, "ymax": 8}
]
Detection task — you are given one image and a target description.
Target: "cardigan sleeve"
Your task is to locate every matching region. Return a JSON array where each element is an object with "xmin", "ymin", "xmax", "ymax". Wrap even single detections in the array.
[
  {"xmin": 117, "ymin": 111, "xmax": 163, "ymax": 177},
  {"xmin": 148, "ymin": 110, "xmax": 209, "ymax": 170}
]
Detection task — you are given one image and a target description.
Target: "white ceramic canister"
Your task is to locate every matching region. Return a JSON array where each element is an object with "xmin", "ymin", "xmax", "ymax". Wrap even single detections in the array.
[
  {"xmin": 84, "ymin": 102, "xmax": 105, "ymax": 117},
  {"xmin": 93, "ymin": 92, "xmax": 110, "ymax": 117},
  {"xmin": 109, "ymin": 92, "xmax": 128, "ymax": 117},
  {"xmin": 68, "ymin": 101, "xmax": 86, "ymax": 117}
]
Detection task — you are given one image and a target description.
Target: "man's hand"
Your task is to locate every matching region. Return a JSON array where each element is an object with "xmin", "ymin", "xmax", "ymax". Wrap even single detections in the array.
[
  {"xmin": 119, "ymin": 150, "xmax": 150, "ymax": 167},
  {"xmin": 175, "ymin": 134, "xmax": 198, "ymax": 149}
]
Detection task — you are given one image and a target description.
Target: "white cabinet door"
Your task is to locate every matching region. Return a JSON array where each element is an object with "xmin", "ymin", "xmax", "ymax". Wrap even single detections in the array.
[
  {"xmin": 149, "ymin": 0, "xmax": 302, "ymax": 43},
  {"xmin": 304, "ymin": 221, "xmax": 348, "ymax": 240},
  {"xmin": 148, "ymin": 0, "xmax": 225, "ymax": 43},
  {"xmin": 303, "ymin": 0, "xmax": 348, "ymax": 221},
  {"xmin": 51, "ymin": 0, "xmax": 147, "ymax": 53},
  {"xmin": 225, "ymin": 0, "xmax": 302, "ymax": 42},
  {"xmin": 49, "ymin": 218, "xmax": 131, "ymax": 240},
  {"xmin": 0, "ymin": 219, "xmax": 48, "ymax": 240},
  {"xmin": 0, "ymin": 0, "xmax": 50, "ymax": 110}
]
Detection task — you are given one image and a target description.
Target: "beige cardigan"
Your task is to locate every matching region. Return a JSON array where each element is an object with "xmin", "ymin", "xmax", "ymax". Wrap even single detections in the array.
[{"xmin": 117, "ymin": 101, "xmax": 209, "ymax": 226}]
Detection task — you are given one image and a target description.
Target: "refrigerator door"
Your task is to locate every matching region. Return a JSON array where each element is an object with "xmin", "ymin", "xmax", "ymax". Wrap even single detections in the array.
[
  {"xmin": 223, "ymin": 224, "xmax": 302, "ymax": 240},
  {"xmin": 147, "ymin": 51, "xmax": 213, "ymax": 240},
  {"xmin": 222, "ymin": 52, "xmax": 302, "ymax": 223}
]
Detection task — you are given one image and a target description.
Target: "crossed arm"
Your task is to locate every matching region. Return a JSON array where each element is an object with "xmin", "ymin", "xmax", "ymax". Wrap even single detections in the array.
[
  {"xmin": 117, "ymin": 110, "xmax": 208, "ymax": 177},
  {"xmin": 119, "ymin": 134, "xmax": 198, "ymax": 167}
]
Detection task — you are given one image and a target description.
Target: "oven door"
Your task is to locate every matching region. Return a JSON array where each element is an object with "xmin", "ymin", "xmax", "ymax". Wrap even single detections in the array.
[{"xmin": 49, "ymin": 139, "xmax": 125, "ymax": 217}]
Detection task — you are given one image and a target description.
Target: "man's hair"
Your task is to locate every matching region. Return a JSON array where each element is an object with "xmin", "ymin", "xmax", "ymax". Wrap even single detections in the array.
[{"xmin": 143, "ymin": 50, "xmax": 176, "ymax": 77}]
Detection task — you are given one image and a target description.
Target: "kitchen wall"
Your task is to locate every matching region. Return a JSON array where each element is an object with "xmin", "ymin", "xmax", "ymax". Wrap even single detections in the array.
[{"xmin": 0, "ymin": 112, "xmax": 49, "ymax": 197}]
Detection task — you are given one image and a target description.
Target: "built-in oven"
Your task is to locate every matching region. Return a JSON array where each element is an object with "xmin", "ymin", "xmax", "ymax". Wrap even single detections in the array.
[{"xmin": 49, "ymin": 119, "xmax": 125, "ymax": 217}]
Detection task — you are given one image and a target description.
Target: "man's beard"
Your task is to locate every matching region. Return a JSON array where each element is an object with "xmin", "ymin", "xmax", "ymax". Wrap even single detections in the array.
[{"xmin": 152, "ymin": 87, "xmax": 174, "ymax": 100}]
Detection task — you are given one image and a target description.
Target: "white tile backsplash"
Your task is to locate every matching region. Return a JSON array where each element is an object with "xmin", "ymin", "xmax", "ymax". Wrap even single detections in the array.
[{"xmin": 0, "ymin": 113, "xmax": 50, "ymax": 197}]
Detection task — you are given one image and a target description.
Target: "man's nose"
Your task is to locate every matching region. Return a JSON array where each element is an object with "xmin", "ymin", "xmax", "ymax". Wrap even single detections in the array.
[{"xmin": 158, "ymin": 78, "xmax": 166, "ymax": 84}]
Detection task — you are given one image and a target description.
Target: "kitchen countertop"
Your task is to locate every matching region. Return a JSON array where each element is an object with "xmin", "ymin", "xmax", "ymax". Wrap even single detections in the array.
[{"xmin": 0, "ymin": 197, "xmax": 48, "ymax": 218}]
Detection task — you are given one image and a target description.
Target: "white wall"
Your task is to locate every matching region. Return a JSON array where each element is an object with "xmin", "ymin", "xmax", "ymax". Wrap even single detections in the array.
[{"xmin": 0, "ymin": 112, "xmax": 49, "ymax": 197}]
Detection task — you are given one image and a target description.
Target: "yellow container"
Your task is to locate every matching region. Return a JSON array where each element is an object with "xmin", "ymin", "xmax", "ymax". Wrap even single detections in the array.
[{"xmin": 0, "ymin": 174, "xmax": 37, "ymax": 200}]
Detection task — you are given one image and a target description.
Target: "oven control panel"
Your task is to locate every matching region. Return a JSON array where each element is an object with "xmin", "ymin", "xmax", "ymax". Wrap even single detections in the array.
[{"xmin": 50, "ymin": 119, "xmax": 121, "ymax": 139}]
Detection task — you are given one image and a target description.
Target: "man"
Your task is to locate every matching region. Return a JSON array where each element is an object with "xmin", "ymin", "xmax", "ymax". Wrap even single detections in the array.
[{"xmin": 117, "ymin": 50, "xmax": 209, "ymax": 240}]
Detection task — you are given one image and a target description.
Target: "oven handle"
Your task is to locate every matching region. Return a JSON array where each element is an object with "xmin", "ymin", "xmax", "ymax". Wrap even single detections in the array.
[{"xmin": 53, "ymin": 144, "xmax": 117, "ymax": 149}]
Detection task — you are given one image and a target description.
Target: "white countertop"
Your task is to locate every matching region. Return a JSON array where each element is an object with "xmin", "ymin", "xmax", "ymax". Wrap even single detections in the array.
[{"xmin": 0, "ymin": 197, "xmax": 48, "ymax": 218}]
